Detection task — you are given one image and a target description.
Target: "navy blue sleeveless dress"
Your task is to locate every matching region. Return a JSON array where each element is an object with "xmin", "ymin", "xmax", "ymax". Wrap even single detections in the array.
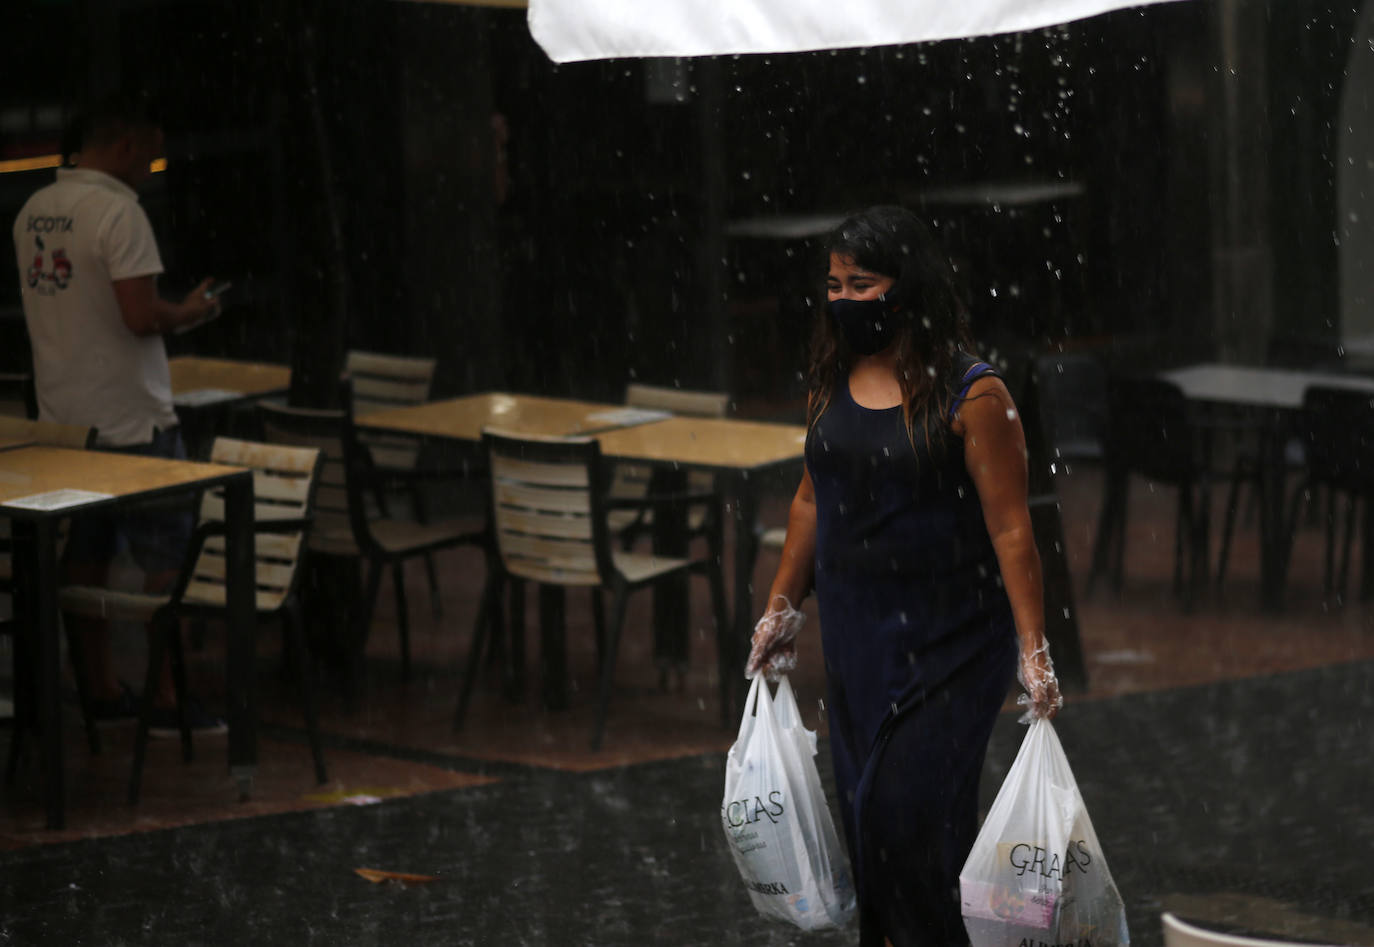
[{"xmin": 805, "ymin": 352, "xmax": 1018, "ymax": 946}]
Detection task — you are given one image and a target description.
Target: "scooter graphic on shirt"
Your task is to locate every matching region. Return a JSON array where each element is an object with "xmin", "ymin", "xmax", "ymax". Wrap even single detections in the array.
[{"xmin": 26, "ymin": 234, "xmax": 72, "ymax": 291}]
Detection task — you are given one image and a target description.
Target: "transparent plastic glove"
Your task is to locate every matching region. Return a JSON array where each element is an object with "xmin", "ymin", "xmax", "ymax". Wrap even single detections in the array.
[
  {"xmin": 745, "ymin": 595, "xmax": 806, "ymax": 681},
  {"xmin": 1016, "ymin": 639, "xmax": 1063, "ymax": 724}
]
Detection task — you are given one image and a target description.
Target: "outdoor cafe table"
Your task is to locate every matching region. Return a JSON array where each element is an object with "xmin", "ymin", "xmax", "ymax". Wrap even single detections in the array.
[
  {"xmin": 168, "ymin": 355, "xmax": 291, "ymax": 459},
  {"xmin": 168, "ymin": 355, "xmax": 291, "ymax": 410},
  {"xmin": 357, "ymin": 393, "xmax": 808, "ymax": 717},
  {"xmin": 1160, "ymin": 363, "xmax": 1374, "ymax": 610},
  {"xmin": 0, "ymin": 446, "xmax": 256, "ymax": 829}
]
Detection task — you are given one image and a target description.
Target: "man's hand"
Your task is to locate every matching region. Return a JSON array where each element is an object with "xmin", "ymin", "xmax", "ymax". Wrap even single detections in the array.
[
  {"xmin": 113, "ymin": 275, "xmax": 220, "ymax": 336},
  {"xmin": 178, "ymin": 277, "xmax": 222, "ymax": 327}
]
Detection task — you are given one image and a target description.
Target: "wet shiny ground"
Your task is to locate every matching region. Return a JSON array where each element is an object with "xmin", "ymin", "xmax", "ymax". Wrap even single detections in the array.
[{"xmin": 3, "ymin": 465, "xmax": 1374, "ymax": 944}]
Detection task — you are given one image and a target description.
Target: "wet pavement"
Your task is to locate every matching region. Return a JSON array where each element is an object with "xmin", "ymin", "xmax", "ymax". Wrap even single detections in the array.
[
  {"xmin": 2, "ymin": 658, "xmax": 1372, "ymax": 945},
  {"xmin": 3, "ymin": 465, "xmax": 1374, "ymax": 944}
]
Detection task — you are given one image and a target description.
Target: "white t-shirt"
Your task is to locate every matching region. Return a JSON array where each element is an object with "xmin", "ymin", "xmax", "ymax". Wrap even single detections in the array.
[{"xmin": 13, "ymin": 167, "xmax": 180, "ymax": 447}]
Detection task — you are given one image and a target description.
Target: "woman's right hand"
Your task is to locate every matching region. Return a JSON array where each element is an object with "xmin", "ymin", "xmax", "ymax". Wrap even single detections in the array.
[
  {"xmin": 744, "ymin": 595, "xmax": 806, "ymax": 680},
  {"xmin": 1017, "ymin": 640, "xmax": 1063, "ymax": 723}
]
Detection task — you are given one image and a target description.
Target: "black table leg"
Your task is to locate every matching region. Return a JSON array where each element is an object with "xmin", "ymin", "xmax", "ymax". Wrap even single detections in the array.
[
  {"xmin": 1361, "ymin": 498, "xmax": 1374, "ymax": 601},
  {"xmin": 728, "ymin": 475, "xmax": 760, "ymax": 722},
  {"xmin": 222, "ymin": 472, "xmax": 257, "ymax": 798},
  {"xmin": 33, "ymin": 520, "xmax": 62, "ymax": 830},
  {"xmin": 538, "ymin": 585, "xmax": 566, "ymax": 710},
  {"xmin": 649, "ymin": 468, "xmax": 690, "ymax": 679},
  {"xmin": 1258, "ymin": 411, "xmax": 1288, "ymax": 612}
]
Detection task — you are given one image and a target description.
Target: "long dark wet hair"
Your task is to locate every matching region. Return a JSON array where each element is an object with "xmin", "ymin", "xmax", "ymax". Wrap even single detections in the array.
[{"xmin": 806, "ymin": 204, "xmax": 976, "ymax": 453}]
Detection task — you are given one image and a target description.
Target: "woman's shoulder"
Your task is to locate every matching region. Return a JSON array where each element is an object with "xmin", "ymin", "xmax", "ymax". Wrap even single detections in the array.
[{"xmin": 950, "ymin": 350, "xmax": 1000, "ymax": 389}]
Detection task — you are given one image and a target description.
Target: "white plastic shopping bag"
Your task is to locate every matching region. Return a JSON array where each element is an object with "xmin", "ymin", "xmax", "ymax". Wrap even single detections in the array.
[
  {"xmin": 721, "ymin": 675, "xmax": 856, "ymax": 931},
  {"xmin": 960, "ymin": 718, "xmax": 1129, "ymax": 947}
]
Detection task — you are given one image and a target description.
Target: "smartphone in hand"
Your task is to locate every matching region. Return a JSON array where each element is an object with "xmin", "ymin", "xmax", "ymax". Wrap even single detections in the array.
[{"xmin": 177, "ymin": 282, "xmax": 234, "ymax": 334}]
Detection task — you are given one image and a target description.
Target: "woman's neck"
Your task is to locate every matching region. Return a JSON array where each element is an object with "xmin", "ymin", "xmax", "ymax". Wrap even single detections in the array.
[{"xmin": 847, "ymin": 346, "xmax": 904, "ymax": 409}]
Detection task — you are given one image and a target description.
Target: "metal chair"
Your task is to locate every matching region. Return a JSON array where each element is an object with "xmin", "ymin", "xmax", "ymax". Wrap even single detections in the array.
[
  {"xmin": 345, "ymin": 350, "xmax": 449, "ymax": 619},
  {"xmin": 345, "ymin": 350, "xmax": 438, "ymax": 470},
  {"xmin": 1278, "ymin": 385, "xmax": 1374, "ymax": 602},
  {"xmin": 58, "ymin": 437, "xmax": 328, "ymax": 802},
  {"xmin": 1162, "ymin": 912, "xmax": 1337, "ymax": 947},
  {"xmin": 455, "ymin": 430, "xmax": 728, "ymax": 749},
  {"xmin": 257, "ymin": 398, "xmax": 487, "ymax": 693},
  {"xmin": 606, "ymin": 382, "xmax": 728, "ymax": 549},
  {"xmin": 1089, "ymin": 375, "xmax": 1211, "ymax": 608}
]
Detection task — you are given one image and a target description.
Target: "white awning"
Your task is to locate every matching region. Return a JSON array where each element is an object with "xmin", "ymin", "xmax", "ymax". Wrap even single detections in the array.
[{"xmin": 528, "ymin": 0, "xmax": 1187, "ymax": 63}]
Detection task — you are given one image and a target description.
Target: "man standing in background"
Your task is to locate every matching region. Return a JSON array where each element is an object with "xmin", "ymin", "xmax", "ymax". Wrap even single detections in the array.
[{"xmin": 13, "ymin": 94, "xmax": 224, "ymax": 733}]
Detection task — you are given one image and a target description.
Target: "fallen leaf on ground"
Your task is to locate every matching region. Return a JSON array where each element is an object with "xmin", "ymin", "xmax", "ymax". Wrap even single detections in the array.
[{"xmin": 354, "ymin": 868, "xmax": 441, "ymax": 885}]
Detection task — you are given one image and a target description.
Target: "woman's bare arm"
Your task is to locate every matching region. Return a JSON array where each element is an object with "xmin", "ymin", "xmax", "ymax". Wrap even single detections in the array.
[
  {"xmin": 955, "ymin": 375, "xmax": 1060, "ymax": 716},
  {"xmin": 765, "ymin": 467, "xmax": 817, "ymax": 609},
  {"xmin": 745, "ymin": 468, "xmax": 818, "ymax": 678}
]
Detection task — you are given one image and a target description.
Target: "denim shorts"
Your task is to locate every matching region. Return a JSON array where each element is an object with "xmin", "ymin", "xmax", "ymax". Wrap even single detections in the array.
[{"xmin": 63, "ymin": 427, "xmax": 196, "ymax": 576}]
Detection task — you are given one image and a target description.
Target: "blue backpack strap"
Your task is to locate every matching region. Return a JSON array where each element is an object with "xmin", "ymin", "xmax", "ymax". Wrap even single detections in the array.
[{"xmin": 949, "ymin": 358, "xmax": 998, "ymax": 419}]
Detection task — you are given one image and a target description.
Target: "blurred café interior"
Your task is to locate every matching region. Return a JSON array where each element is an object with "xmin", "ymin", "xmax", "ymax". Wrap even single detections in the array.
[{"xmin": 3, "ymin": 0, "xmax": 1374, "ymax": 939}]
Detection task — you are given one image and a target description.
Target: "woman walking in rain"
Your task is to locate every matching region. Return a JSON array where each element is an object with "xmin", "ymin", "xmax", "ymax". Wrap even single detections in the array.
[{"xmin": 746, "ymin": 204, "xmax": 1062, "ymax": 946}]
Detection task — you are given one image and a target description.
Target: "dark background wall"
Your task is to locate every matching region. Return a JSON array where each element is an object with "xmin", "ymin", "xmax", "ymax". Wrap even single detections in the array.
[{"xmin": 1, "ymin": 0, "xmax": 1367, "ymax": 408}]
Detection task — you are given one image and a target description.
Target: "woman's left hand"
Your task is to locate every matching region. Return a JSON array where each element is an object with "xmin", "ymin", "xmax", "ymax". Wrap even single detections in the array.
[{"xmin": 1017, "ymin": 640, "xmax": 1063, "ymax": 723}]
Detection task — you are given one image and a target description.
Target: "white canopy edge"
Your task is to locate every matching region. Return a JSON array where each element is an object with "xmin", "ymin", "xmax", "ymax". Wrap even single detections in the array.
[{"xmin": 528, "ymin": 0, "xmax": 1186, "ymax": 64}]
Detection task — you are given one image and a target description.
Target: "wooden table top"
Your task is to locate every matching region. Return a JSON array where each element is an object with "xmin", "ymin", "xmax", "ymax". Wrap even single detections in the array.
[
  {"xmin": 168, "ymin": 356, "xmax": 291, "ymax": 398},
  {"xmin": 0, "ymin": 446, "xmax": 243, "ymax": 515},
  {"xmin": 358, "ymin": 392, "xmax": 634, "ymax": 441},
  {"xmin": 359, "ymin": 391, "xmax": 807, "ymax": 472},
  {"xmin": 0, "ymin": 436, "xmax": 35, "ymax": 452},
  {"xmin": 594, "ymin": 415, "xmax": 807, "ymax": 472}
]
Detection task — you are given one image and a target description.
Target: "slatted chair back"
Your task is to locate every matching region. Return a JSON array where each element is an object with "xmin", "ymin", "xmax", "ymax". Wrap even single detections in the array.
[
  {"xmin": 614, "ymin": 384, "xmax": 728, "ymax": 515},
  {"xmin": 0, "ymin": 372, "xmax": 36, "ymax": 420},
  {"xmin": 179, "ymin": 438, "xmax": 321, "ymax": 612},
  {"xmin": 484, "ymin": 430, "xmax": 612, "ymax": 588},
  {"xmin": 0, "ymin": 416, "xmax": 97, "ymax": 449},
  {"xmin": 346, "ymin": 350, "xmax": 436, "ymax": 470},
  {"xmin": 624, "ymin": 383, "xmax": 729, "ymax": 418},
  {"xmin": 257, "ymin": 403, "xmax": 357, "ymax": 557}
]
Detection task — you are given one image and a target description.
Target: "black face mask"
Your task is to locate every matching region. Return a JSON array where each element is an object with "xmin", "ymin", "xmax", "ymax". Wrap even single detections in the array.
[{"xmin": 828, "ymin": 294, "xmax": 900, "ymax": 356}]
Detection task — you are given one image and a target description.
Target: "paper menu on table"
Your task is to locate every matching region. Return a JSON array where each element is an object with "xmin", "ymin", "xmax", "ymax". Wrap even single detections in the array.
[
  {"xmin": 2, "ymin": 489, "xmax": 114, "ymax": 512},
  {"xmin": 174, "ymin": 388, "xmax": 239, "ymax": 408},
  {"xmin": 585, "ymin": 407, "xmax": 672, "ymax": 426}
]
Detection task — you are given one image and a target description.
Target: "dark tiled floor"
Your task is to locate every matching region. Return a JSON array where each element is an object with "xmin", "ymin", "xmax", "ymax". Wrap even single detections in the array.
[{"xmin": 4, "ymin": 463, "xmax": 1374, "ymax": 944}]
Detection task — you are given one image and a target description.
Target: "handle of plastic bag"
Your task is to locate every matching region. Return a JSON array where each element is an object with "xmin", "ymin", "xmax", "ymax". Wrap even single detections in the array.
[
  {"xmin": 736, "ymin": 674, "xmax": 776, "ymax": 746},
  {"xmin": 772, "ymin": 674, "xmax": 800, "ymax": 730}
]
